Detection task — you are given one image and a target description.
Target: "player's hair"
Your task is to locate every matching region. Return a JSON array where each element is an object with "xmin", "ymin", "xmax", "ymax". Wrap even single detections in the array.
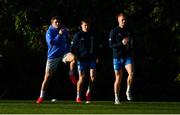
[
  {"xmin": 80, "ymin": 19, "xmax": 90, "ymax": 25},
  {"xmin": 116, "ymin": 12, "xmax": 126, "ymax": 19},
  {"xmin": 51, "ymin": 16, "xmax": 61, "ymax": 24}
]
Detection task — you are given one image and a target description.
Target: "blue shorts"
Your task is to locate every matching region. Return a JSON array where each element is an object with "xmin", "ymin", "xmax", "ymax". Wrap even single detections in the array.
[
  {"xmin": 113, "ymin": 57, "xmax": 132, "ymax": 71},
  {"xmin": 77, "ymin": 60, "xmax": 96, "ymax": 72}
]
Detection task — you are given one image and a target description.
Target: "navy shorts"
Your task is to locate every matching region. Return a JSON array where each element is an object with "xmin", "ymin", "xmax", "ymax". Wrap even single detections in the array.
[
  {"xmin": 113, "ymin": 57, "xmax": 132, "ymax": 71},
  {"xmin": 77, "ymin": 60, "xmax": 96, "ymax": 72}
]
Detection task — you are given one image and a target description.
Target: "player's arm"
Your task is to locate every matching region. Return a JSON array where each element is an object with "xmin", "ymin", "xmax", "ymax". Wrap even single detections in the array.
[
  {"xmin": 109, "ymin": 30, "xmax": 123, "ymax": 48},
  {"xmin": 46, "ymin": 30, "xmax": 66, "ymax": 46},
  {"xmin": 70, "ymin": 33, "xmax": 79, "ymax": 54}
]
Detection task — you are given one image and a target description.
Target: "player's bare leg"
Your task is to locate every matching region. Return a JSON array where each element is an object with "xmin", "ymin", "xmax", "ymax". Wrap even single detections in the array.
[
  {"xmin": 64, "ymin": 52, "xmax": 77, "ymax": 85},
  {"xmin": 76, "ymin": 71, "xmax": 84, "ymax": 103},
  {"xmin": 86, "ymin": 69, "xmax": 96, "ymax": 103},
  {"xmin": 114, "ymin": 69, "xmax": 123, "ymax": 104},
  {"xmin": 36, "ymin": 70, "xmax": 54, "ymax": 104},
  {"xmin": 125, "ymin": 64, "xmax": 133, "ymax": 101}
]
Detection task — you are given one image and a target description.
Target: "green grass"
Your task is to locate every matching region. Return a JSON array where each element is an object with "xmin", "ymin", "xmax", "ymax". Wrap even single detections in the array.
[{"xmin": 0, "ymin": 100, "xmax": 180, "ymax": 114}]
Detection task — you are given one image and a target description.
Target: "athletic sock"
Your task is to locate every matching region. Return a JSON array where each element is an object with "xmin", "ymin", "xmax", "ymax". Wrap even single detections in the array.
[
  {"xmin": 76, "ymin": 92, "xmax": 81, "ymax": 98},
  {"xmin": 86, "ymin": 86, "xmax": 90, "ymax": 94},
  {"xmin": 115, "ymin": 93, "xmax": 119, "ymax": 101},
  {"xmin": 40, "ymin": 90, "xmax": 45, "ymax": 98},
  {"xmin": 126, "ymin": 85, "xmax": 131, "ymax": 93}
]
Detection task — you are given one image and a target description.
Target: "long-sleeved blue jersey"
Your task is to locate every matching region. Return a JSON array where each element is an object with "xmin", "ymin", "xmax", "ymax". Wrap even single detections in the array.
[
  {"xmin": 70, "ymin": 31, "xmax": 98, "ymax": 61},
  {"xmin": 109, "ymin": 26, "xmax": 133, "ymax": 58},
  {"xmin": 46, "ymin": 25, "xmax": 69, "ymax": 59}
]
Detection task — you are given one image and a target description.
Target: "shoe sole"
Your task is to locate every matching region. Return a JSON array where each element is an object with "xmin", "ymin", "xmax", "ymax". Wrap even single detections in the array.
[{"xmin": 86, "ymin": 101, "xmax": 91, "ymax": 104}]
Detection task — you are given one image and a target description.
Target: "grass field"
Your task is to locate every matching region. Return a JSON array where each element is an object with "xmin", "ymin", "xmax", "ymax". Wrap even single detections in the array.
[{"xmin": 0, "ymin": 100, "xmax": 180, "ymax": 114}]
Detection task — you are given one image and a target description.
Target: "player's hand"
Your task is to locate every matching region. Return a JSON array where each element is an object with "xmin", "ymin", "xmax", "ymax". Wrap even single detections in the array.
[
  {"xmin": 59, "ymin": 29, "xmax": 64, "ymax": 35},
  {"xmin": 96, "ymin": 58, "xmax": 99, "ymax": 63},
  {"xmin": 122, "ymin": 37, "xmax": 129, "ymax": 45}
]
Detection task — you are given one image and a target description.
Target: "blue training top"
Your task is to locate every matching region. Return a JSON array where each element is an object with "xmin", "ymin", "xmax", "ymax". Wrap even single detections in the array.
[{"xmin": 46, "ymin": 25, "xmax": 69, "ymax": 59}]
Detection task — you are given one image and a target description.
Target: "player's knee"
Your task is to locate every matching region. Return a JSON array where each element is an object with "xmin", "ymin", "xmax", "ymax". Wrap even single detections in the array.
[
  {"xmin": 70, "ymin": 55, "xmax": 76, "ymax": 62},
  {"xmin": 115, "ymin": 80, "xmax": 120, "ymax": 85},
  {"xmin": 115, "ymin": 76, "xmax": 121, "ymax": 82},
  {"xmin": 78, "ymin": 77, "xmax": 84, "ymax": 82},
  {"xmin": 128, "ymin": 72, "xmax": 133, "ymax": 81},
  {"xmin": 44, "ymin": 75, "xmax": 51, "ymax": 82},
  {"xmin": 129, "ymin": 72, "xmax": 133, "ymax": 77}
]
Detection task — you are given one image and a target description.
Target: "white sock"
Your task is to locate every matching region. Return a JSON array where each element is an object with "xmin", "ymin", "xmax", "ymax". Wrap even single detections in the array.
[
  {"xmin": 86, "ymin": 86, "xmax": 90, "ymax": 94},
  {"xmin": 40, "ymin": 90, "xmax": 45, "ymax": 98},
  {"xmin": 126, "ymin": 85, "xmax": 131, "ymax": 93},
  {"xmin": 77, "ymin": 92, "xmax": 80, "ymax": 98},
  {"xmin": 115, "ymin": 93, "xmax": 119, "ymax": 101}
]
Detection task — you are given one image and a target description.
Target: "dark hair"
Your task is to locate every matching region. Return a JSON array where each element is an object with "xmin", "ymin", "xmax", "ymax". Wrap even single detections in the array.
[
  {"xmin": 80, "ymin": 18, "xmax": 91, "ymax": 25},
  {"xmin": 80, "ymin": 16, "xmax": 91, "ymax": 25},
  {"xmin": 116, "ymin": 12, "xmax": 126, "ymax": 18},
  {"xmin": 51, "ymin": 16, "xmax": 61, "ymax": 24}
]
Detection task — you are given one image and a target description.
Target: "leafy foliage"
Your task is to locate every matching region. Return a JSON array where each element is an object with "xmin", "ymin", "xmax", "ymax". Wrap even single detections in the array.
[{"xmin": 14, "ymin": 9, "xmax": 47, "ymax": 52}]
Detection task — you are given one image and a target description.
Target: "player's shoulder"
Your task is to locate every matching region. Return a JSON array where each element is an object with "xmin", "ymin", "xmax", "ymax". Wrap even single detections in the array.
[
  {"xmin": 76, "ymin": 31, "xmax": 83, "ymax": 35},
  {"xmin": 73, "ymin": 31, "xmax": 83, "ymax": 40},
  {"xmin": 73, "ymin": 31, "xmax": 81, "ymax": 37},
  {"xmin": 110, "ymin": 26, "xmax": 119, "ymax": 34},
  {"xmin": 112, "ymin": 26, "xmax": 120, "ymax": 31}
]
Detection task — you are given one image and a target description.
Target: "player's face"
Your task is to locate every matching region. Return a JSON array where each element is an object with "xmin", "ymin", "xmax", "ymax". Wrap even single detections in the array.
[
  {"xmin": 118, "ymin": 15, "xmax": 126, "ymax": 28},
  {"xmin": 52, "ymin": 19, "xmax": 60, "ymax": 29},
  {"xmin": 81, "ymin": 22, "xmax": 89, "ymax": 32}
]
